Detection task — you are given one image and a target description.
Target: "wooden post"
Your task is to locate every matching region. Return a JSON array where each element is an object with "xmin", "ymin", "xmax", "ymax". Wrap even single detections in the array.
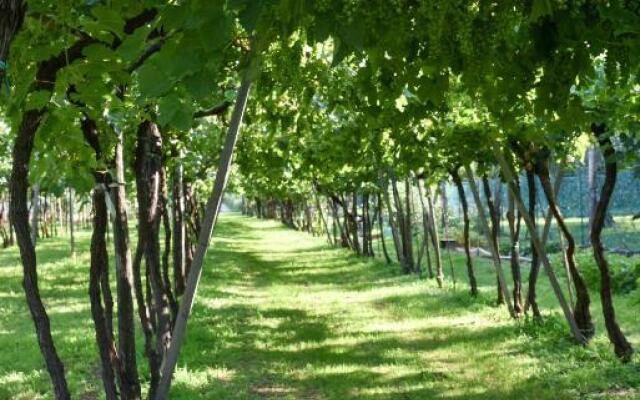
[
  {"xmin": 491, "ymin": 144, "xmax": 586, "ymax": 344},
  {"xmin": 155, "ymin": 76, "xmax": 252, "ymax": 399},
  {"xmin": 464, "ymin": 165, "xmax": 516, "ymax": 318}
]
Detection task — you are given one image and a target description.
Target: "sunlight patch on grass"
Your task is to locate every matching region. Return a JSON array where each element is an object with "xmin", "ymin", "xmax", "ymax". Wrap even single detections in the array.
[
  {"xmin": 352, "ymin": 382, "xmax": 433, "ymax": 397},
  {"xmin": 173, "ymin": 366, "xmax": 236, "ymax": 389},
  {"xmin": 360, "ymin": 314, "xmax": 509, "ymax": 334}
]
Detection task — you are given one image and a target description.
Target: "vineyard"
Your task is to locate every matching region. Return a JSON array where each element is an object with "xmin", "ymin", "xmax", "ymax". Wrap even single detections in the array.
[{"xmin": 1, "ymin": 1, "xmax": 640, "ymax": 399}]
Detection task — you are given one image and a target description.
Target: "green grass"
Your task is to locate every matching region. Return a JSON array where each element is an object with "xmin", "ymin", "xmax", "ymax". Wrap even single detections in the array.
[{"xmin": 1, "ymin": 214, "xmax": 640, "ymax": 399}]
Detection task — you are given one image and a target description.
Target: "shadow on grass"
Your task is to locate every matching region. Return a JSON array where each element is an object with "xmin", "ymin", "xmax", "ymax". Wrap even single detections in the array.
[{"xmin": 2, "ymin": 216, "xmax": 639, "ymax": 399}]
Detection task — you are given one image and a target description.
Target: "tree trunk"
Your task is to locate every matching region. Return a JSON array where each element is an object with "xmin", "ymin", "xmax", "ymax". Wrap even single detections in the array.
[
  {"xmin": 537, "ymin": 158, "xmax": 594, "ymax": 339},
  {"xmin": 351, "ymin": 192, "xmax": 361, "ymax": 255},
  {"xmin": 440, "ymin": 180, "xmax": 448, "ymax": 229},
  {"xmin": 425, "ymin": 183, "xmax": 444, "ymax": 286},
  {"xmin": 68, "ymin": 188, "xmax": 75, "ymax": 256},
  {"xmin": 81, "ymin": 116, "xmax": 120, "ymax": 399},
  {"xmin": 591, "ymin": 124, "xmax": 633, "ymax": 361},
  {"xmin": 391, "ymin": 176, "xmax": 411, "ymax": 272},
  {"xmin": 365, "ymin": 193, "xmax": 374, "ymax": 256},
  {"xmin": 160, "ymin": 165, "xmax": 178, "ymax": 321},
  {"xmin": 135, "ymin": 121, "xmax": 172, "ymax": 398},
  {"xmin": 465, "ymin": 166, "xmax": 515, "ymax": 318},
  {"xmin": 331, "ymin": 198, "xmax": 349, "ymax": 247},
  {"xmin": 404, "ymin": 179, "xmax": 415, "ymax": 271},
  {"xmin": 361, "ymin": 193, "xmax": 369, "ymax": 256},
  {"xmin": 482, "ymin": 175, "xmax": 504, "ymax": 305},
  {"xmin": 0, "ymin": 0, "xmax": 26, "ymax": 82},
  {"xmin": 491, "ymin": 146, "xmax": 586, "ymax": 343},
  {"xmin": 10, "ymin": 109, "xmax": 71, "ymax": 400},
  {"xmin": 376, "ymin": 192, "xmax": 392, "ymax": 264},
  {"xmin": 30, "ymin": 184, "xmax": 39, "ymax": 245},
  {"xmin": 451, "ymin": 169, "xmax": 477, "ymax": 295},
  {"xmin": 111, "ymin": 131, "xmax": 142, "ymax": 400},
  {"xmin": 415, "ymin": 179, "xmax": 434, "ymax": 279},
  {"xmin": 339, "ymin": 195, "xmax": 353, "ymax": 248},
  {"xmin": 314, "ymin": 190, "xmax": 333, "ymax": 245},
  {"xmin": 440, "ymin": 181, "xmax": 456, "ymax": 287},
  {"xmin": 506, "ymin": 188, "xmax": 523, "ymax": 315},
  {"xmin": 382, "ymin": 181, "xmax": 402, "ymax": 263},
  {"xmin": 587, "ymin": 145, "xmax": 599, "ymax": 231},
  {"xmin": 172, "ymin": 163, "xmax": 186, "ymax": 296},
  {"xmin": 524, "ymin": 170, "xmax": 541, "ymax": 318},
  {"xmin": 89, "ymin": 186, "xmax": 119, "ymax": 400},
  {"xmin": 8, "ymin": 199, "xmax": 14, "ymax": 245},
  {"xmin": 255, "ymin": 197, "xmax": 262, "ymax": 218}
]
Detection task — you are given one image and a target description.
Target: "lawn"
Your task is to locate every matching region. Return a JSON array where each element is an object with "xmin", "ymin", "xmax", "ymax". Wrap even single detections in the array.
[{"xmin": 1, "ymin": 214, "xmax": 639, "ymax": 399}]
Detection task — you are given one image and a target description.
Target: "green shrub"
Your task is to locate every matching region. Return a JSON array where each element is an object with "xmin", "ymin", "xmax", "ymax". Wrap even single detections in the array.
[{"xmin": 578, "ymin": 253, "xmax": 640, "ymax": 294}]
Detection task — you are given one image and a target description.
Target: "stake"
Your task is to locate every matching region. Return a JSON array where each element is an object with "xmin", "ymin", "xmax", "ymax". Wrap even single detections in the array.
[
  {"xmin": 491, "ymin": 144, "xmax": 586, "ymax": 344},
  {"xmin": 155, "ymin": 75, "xmax": 252, "ymax": 399},
  {"xmin": 464, "ymin": 165, "xmax": 516, "ymax": 318}
]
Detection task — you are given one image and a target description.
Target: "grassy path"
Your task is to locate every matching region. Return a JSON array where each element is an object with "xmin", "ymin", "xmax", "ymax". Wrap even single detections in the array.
[
  {"xmin": 1, "ymin": 214, "xmax": 639, "ymax": 399},
  {"xmin": 170, "ymin": 215, "xmax": 639, "ymax": 399}
]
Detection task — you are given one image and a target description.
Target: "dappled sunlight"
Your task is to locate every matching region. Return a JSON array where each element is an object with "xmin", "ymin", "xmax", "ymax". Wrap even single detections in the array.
[
  {"xmin": 2, "ymin": 216, "xmax": 639, "ymax": 399},
  {"xmin": 170, "ymin": 215, "xmax": 640, "ymax": 399},
  {"xmin": 172, "ymin": 366, "xmax": 236, "ymax": 390}
]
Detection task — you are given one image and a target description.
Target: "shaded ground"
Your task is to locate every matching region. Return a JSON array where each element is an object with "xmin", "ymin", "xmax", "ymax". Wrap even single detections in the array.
[{"xmin": 1, "ymin": 214, "xmax": 639, "ymax": 399}]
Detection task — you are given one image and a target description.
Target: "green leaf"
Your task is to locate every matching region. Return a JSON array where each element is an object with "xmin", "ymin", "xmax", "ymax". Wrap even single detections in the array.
[
  {"xmin": 117, "ymin": 25, "xmax": 152, "ymax": 63},
  {"xmin": 91, "ymin": 5, "xmax": 126, "ymax": 38},
  {"xmin": 158, "ymin": 93, "xmax": 194, "ymax": 130},
  {"xmin": 157, "ymin": 93, "xmax": 180, "ymax": 126},
  {"xmin": 229, "ymin": 0, "xmax": 263, "ymax": 32},
  {"xmin": 530, "ymin": 0, "xmax": 553, "ymax": 21},
  {"xmin": 25, "ymin": 90, "xmax": 51, "ymax": 111},
  {"xmin": 183, "ymin": 69, "xmax": 218, "ymax": 100},
  {"xmin": 137, "ymin": 62, "xmax": 173, "ymax": 97}
]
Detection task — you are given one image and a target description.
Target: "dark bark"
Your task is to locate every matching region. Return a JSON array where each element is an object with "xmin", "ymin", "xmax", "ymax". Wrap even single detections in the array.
[
  {"xmin": 537, "ymin": 157, "xmax": 594, "ymax": 339},
  {"xmin": 381, "ymin": 183, "xmax": 402, "ymax": 263},
  {"xmin": 338, "ymin": 195, "xmax": 354, "ymax": 249},
  {"xmin": 451, "ymin": 169, "xmax": 477, "ymax": 296},
  {"xmin": 415, "ymin": 179, "xmax": 434, "ymax": 279},
  {"xmin": 112, "ymin": 132, "xmax": 141, "ymax": 400},
  {"xmin": 591, "ymin": 124, "xmax": 633, "ymax": 361},
  {"xmin": 89, "ymin": 186, "xmax": 119, "ymax": 400},
  {"xmin": 172, "ymin": 164, "xmax": 186, "ymax": 296},
  {"xmin": 351, "ymin": 192, "xmax": 361, "ymax": 255},
  {"xmin": 82, "ymin": 117, "xmax": 120, "ymax": 399},
  {"xmin": 68, "ymin": 188, "xmax": 75, "ymax": 255},
  {"xmin": 376, "ymin": 192, "xmax": 392, "ymax": 264},
  {"xmin": 587, "ymin": 145, "xmax": 599, "ymax": 231},
  {"xmin": 330, "ymin": 198, "xmax": 347, "ymax": 247},
  {"xmin": 361, "ymin": 193, "xmax": 369, "ymax": 256},
  {"xmin": 255, "ymin": 197, "xmax": 263, "ymax": 218},
  {"xmin": 304, "ymin": 200, "xmax": 313, "ymax": 233},
  {"xmin": 364, "ymin": 193, "xmax": 374, "ymax": 257},
  {"xmin": 391, "ymin": 176, "xmax": 412, "ymax": 273},
  {"xmin": 425, "ymin": 184, "xmax": 443, "ymax": 285},
  {"xmin": 314, "ymin": 190, "xmax": 332, "ymax": 245},
  {"xmin": 482, "ymin": 175, "xmax": 504, "ymax": 305},
  {"xmin": 506, "ymin": 188, "xmax": 523, "ymax": 315},
  {"xmin": 134, "ymin": 121, "xmax": 171, "ymax": 397},
  {"xmin": 160, "ymin": 165, "xmax": 178, "ymax": 322},
  {"xmin": 440, "ymin": 181, "xmax": 456, "ymax": 287},
  {"xmin": 30, "ymin": 185, "xmax": 39, "ymax": 245},
  {"xmin": 5, "ymin": 31, "xmax": 158, "ymax": 396},
  {"xmin": 285, "ymin": 198, "xmax": 295, "ymax": 228},
  {"xmin": 404, "ymin": 179, "xmax": 415, "ymax": 271},
  {"xmin": 0, "ymin": 0, "xmax": 26, "ymax": 82},
  {"xmin": 525, "ymin": 170, "xmax": 541, "ymax": 319},
  {"xmin": 10, "ymin": 110, "xmax": 70, "ymax": 400}
]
